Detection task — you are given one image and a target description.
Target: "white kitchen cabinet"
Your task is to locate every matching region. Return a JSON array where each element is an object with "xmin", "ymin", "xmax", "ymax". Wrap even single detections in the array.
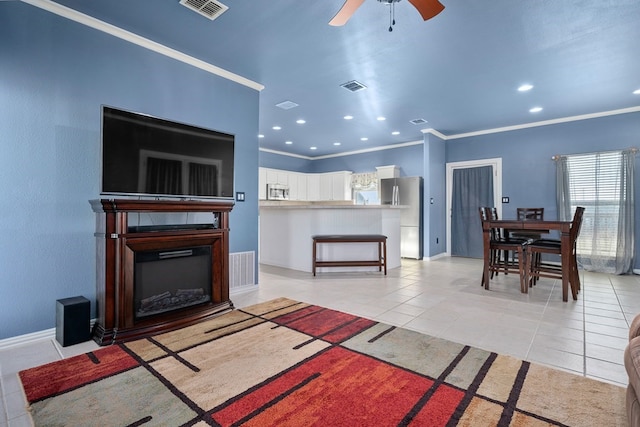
[
  {"xmin": 265, "ymin": 168, "xmax": 288, "ymax": 185},
  {"xmin": 376, "ymin": 165, "xmax": 400, "ymax": 179},
  {"xmin": 307, "ymin": 174, "xmax": 320, "ymax": 201},
  {"xmin": 259, "ymin": 168, "xmax": 351, "ymax": 201},
  {"xmin": 296, "ymin": 173, "xmax": 308, "ymax": 201},
  {"xmin": 319, "ymin": 174, "xmax": 333, "ymax": 200},
  {"xmin": 258, "ymin": 167, "xmax": 267, "ymax": 199},
  {"xmin": 332, "ymin": 171, "xmax": 352, "ymax": 200},
  {"xmin": 317, "ymin": 171, "xmax": 352, "ymax": 201},
  {"xmin": 290, "ymin": 171, "xmax": 310, "ymax": 200}
]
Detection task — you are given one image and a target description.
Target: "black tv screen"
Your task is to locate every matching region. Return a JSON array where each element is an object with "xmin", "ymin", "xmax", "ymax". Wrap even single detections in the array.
[{"xmin": 101, "ymin": 106, "xmax": 234, "ymax": 199}]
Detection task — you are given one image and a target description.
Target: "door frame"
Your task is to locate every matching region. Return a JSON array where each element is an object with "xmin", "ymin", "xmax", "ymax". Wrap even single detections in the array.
[{"xmin": 445, "ymin": 158, "xmax": 502, "ymax": 255}]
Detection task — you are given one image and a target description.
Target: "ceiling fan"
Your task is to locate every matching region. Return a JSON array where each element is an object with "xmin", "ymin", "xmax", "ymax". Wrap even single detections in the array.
[{"xmin": 329, "ymin": 0, "xmax": 444, "ymax": 29}]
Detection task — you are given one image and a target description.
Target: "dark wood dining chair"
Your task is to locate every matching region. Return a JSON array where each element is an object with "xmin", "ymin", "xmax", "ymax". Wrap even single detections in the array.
[
  {"xmin": 524, "ymin": 207, "xmax": 585, "ymax": 297},
  {"xmin": 479, "ymin": 207, "xmax": 529, "ymax": 292},
  {"xmin": 511, "ymin": 207, "xmax": 545, "ymax": 240}
]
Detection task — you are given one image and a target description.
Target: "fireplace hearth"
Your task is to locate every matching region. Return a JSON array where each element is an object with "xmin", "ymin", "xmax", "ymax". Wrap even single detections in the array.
[{"xmin": 90, "ymin": 199, "xmax": 234, "ymax": 345}]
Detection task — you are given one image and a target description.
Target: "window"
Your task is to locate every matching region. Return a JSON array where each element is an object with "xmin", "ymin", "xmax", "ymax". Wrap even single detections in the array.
[{"xmin": 557, "ymin": 149, "xmax": 635, "ymax": 274}]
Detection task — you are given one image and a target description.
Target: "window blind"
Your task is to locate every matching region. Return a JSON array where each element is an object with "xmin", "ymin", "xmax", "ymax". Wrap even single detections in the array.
[{"xmin": 567, "ymin": 151, "xmax": 622, "ymax": 258}]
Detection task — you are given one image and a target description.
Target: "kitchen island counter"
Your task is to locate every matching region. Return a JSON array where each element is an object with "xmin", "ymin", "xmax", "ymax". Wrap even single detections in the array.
[{"xmin": 259, "ymin": 204, "xmax": 402, "ymax": 273}]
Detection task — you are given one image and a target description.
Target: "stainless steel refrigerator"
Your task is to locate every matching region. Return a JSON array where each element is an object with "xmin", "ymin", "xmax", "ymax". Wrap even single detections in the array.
[{"xmin": 380, "ymin": 176, "xmax": 423, "ymax": 259}]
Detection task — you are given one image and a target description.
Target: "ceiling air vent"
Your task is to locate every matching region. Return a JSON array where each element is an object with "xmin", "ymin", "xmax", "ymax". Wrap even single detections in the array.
[
  {"xmin": 410, "ymin": 118, "xmax": 428, "ymax": 125},
  {"xmin": 180, "ymin": 0, "xmax": 228, "ymax": 21},
  {"xmin": 340, "ymin": 80, "xmax": 367, "ymax": 92},
  {"xmin": 276, "ymin": 100, "xmax": 299, "ymax": 110}
]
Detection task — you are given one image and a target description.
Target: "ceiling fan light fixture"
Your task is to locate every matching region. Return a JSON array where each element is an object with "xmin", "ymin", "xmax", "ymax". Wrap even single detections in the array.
[
  {"xmin": 330, "ymin": 0, "xmax": 444, "ymax": 28},
  {"xmin": 377, "ymin": 0, "xmax": 401, "ymax": 31}
]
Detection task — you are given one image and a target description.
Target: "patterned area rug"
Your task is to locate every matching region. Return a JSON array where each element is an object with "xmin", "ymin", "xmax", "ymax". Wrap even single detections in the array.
[{"xmin": 19, "ymin": 298, "xmax": 626, "ymax": 426}]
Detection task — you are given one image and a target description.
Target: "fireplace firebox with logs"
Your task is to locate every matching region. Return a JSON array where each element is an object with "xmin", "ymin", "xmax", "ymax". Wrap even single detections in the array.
[{"xmin": 90, "ymin": 199, "xmax": 234, "ymax": 345}]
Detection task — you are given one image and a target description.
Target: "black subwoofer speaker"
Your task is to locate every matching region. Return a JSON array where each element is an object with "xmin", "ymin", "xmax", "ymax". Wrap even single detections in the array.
[{"xmin": 56, "ymin": 296, "xmax": 90, "ymax": 347}]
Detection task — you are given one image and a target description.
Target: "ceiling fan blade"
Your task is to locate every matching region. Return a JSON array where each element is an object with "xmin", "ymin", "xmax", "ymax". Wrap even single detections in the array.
[
  {"xmin": 329, "ymin": 0, "xmax": 366, "ymax": 26},
  {"xmin": 407, "ymin": 0, "xmax": 445, "ymax": 21}
]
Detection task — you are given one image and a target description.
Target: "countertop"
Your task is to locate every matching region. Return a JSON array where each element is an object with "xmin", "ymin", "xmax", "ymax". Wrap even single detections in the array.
[{"xmin": 259, "ymin": 201, "xmax": 405, "ymax": 209}]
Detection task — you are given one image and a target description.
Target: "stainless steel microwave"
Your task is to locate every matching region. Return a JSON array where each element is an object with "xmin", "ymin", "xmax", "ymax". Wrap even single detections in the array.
[{"xmin": 266, "ymin": 184, "xmax": 290, "ymax": 200}]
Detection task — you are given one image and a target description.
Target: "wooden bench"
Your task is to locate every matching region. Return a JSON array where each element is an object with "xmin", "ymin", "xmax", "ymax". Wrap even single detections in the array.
[{"xmin": 312, "ymin": 234, "xmax": 387, "ymax": 276}]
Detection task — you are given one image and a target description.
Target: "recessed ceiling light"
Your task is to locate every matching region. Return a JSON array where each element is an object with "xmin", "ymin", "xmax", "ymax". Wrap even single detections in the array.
[
  {"xmin": 360, "ymin": 137, "xmax": 368, "ymax": 141},
  {"xmin": 285, "ymin": 141, "xmax": 293, "ymax": 145},
  {"xmin": 344, "ymin": 115, "xmax": 354, "ymax": 120},
  {"xmin": 272, "ymin": 125, "xmax": 281, "ymax": 130},
  {"xmin": 391, "ymin": 131, "xmax": 400, "ymax": 135},
  {"xmin": 529, "ymin": 106, "xmax": 543, "ymax": 113},
  {"xmin": 258, "ymin": 134, "xmax": 264, "ymax": 138},
  {"xmin": 310, "ymin": 146, "xmax": 317, "ymax": 150},
  {"xmin": 518, "ymin": 84, "xmax": 534, "ymax": 92},
  {"xmin": 296, "ymin": 119, "xmax": 306, "ymax": 124},
  {"xmin": 634, "ymin": 88, "xmax": 640, "ymax": 95},
  {"xmin": 333, "ymin": 142, "xmax": 341, "ymax": 146},
  {"xmin": 377, "ymin": 116, "xmax": 386, "ymax": 121}
]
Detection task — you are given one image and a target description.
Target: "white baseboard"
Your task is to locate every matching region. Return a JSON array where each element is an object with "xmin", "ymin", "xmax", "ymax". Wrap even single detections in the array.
[
  {"xmin": 0, "ymin": 290, "xmax": 257, "ymax": 350},
  {"xmin": 0, "ymin": 328, "xmax": 56, "ymax": 351},
  {"xmin": 0, "ymin": 320, "xmax": 97, "ymax": 351},
  {"xmin": 423, "ymin": 252, "xmax": 448, "ymax": 261}
]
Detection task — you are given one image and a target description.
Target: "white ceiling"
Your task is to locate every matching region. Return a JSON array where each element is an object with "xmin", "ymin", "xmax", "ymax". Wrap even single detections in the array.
[{"xmin": 47, "ymin": 0, "xmax": 640, "ymax": 157}]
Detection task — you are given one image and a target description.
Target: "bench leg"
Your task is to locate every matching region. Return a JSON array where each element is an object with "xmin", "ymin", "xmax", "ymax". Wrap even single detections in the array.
[
  {"xmin": 312, "ymin": 240, "xmax": 317, "ymax": 276},
  {"xmin": 382, "ymin": 241, "xmax": 387, "ymax": 275}
]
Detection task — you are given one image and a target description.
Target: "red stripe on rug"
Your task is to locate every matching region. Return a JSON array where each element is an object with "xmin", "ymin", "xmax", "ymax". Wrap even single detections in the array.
[
  {"xmin": 19, "ymin": 345, "xmax": 139, "ymax": 403},
  {"xmin": 274, "ymin": 306, "xmax": 371, "ymax": 339},
  {"xmin": 271, "ymin": 305, "xmax": 325, "ymax": 325},
  {"xmin": 409, "ymin": 385, "xmax": 465, "ymax": 426},
  {"xmin": 322, "ymin": 317, "xmax": 376, "ymax": 343},
  {"xmin": 212, "ymin": 346, "xmax": 435, "ymax": 426}
]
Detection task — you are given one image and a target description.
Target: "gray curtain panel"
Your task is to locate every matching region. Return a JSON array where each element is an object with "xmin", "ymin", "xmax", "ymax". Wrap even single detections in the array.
[{"xmin": 451, "ymin": 165, "xmax": 494, "ymax": 258}]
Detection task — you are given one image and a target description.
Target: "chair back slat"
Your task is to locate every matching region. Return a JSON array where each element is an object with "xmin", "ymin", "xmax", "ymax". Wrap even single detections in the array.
[
  {"xmin": 517, "ymin": 207, "xmax": 544, "ymax": 221},
  {"xmin": 570, "ymin": 206, "xmax": 585, "ymax": 242},
  {"xmin": 479, "ymin": 207, "xmax": 501, "ymax": 240}
]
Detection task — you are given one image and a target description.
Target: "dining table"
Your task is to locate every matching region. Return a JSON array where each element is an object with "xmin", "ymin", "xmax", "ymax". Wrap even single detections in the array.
[{"xmin": 481, "ymin": 218, "xmax": 577, "ymax": 302}]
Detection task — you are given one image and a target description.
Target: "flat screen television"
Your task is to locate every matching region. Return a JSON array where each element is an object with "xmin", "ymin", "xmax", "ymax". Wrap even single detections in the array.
[{"xmin": 101, "ymin": 106, "xmax": 234, "ymax": 199}]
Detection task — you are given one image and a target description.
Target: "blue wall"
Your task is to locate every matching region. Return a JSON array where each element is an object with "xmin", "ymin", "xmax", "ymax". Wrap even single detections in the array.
[
  {"xmin": 425, "ymin": 134, "xmax": 447, "ymax": 257},
  {"xmin": 259, "ymin": 151, "xmax": 312, "ymax": 172},
  {"xmin": 3, "ymin": 3, "xmax": 639, "ymax": 341},
  {"xmin": 446, "ymin": 112, "xmax": 640, "ymax": 223},
  {"xmin": 259, "ymin": 112, "xmax": 640, "ymax": 268},
  {"xmin": 308, "ymin": 143, "xmax": 424, "ymax": 175},
  {"xmin": 0, "ymin": 3, "xmax": 260, "ymax": 340}
]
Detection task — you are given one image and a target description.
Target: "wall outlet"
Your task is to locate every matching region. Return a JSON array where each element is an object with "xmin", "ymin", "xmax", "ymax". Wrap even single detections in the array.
[
  {"xmin": 236, "ymin": 192, "xmax": 245, "ymax": 202},
  {"xmin": 502, "ymin": 196, "xmax": 509, "ymax": 203}
]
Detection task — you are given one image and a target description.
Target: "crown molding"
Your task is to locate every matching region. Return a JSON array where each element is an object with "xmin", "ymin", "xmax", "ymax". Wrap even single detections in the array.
[
  {"xmin": 259, "ymin": 148, "xmax": 314, "ymax": 160},
  {"xmin": 423, "ymin": 106, "xmax": 640, "ymax": 140},
  {"xmin": 20, "ymin": 0, "xmax": 264, "ymax": 91},
  {"xmin": 260, "ymin": 140, "xmax": 423, "ymax": 161},
  {"xmin": 264, "ymin": 106, "xmax": 640, "ymax": 160}
]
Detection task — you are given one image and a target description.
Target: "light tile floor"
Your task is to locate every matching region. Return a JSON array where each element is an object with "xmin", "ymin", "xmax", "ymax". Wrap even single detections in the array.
[{"xmin": 1, "ymin": 257, "xmax": 638, "ymax": 425}]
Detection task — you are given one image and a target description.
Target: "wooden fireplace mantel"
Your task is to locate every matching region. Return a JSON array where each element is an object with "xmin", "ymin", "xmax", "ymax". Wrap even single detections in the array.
[{"xmin": 90, "ymin": 198, "xmax": 234, "ymax": 345}]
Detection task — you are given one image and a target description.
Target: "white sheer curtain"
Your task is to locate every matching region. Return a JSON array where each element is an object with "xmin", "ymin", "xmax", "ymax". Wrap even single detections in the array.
[{"xmin": 555, "ymin": 149, "xmax": 635, "ymax": 274}]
